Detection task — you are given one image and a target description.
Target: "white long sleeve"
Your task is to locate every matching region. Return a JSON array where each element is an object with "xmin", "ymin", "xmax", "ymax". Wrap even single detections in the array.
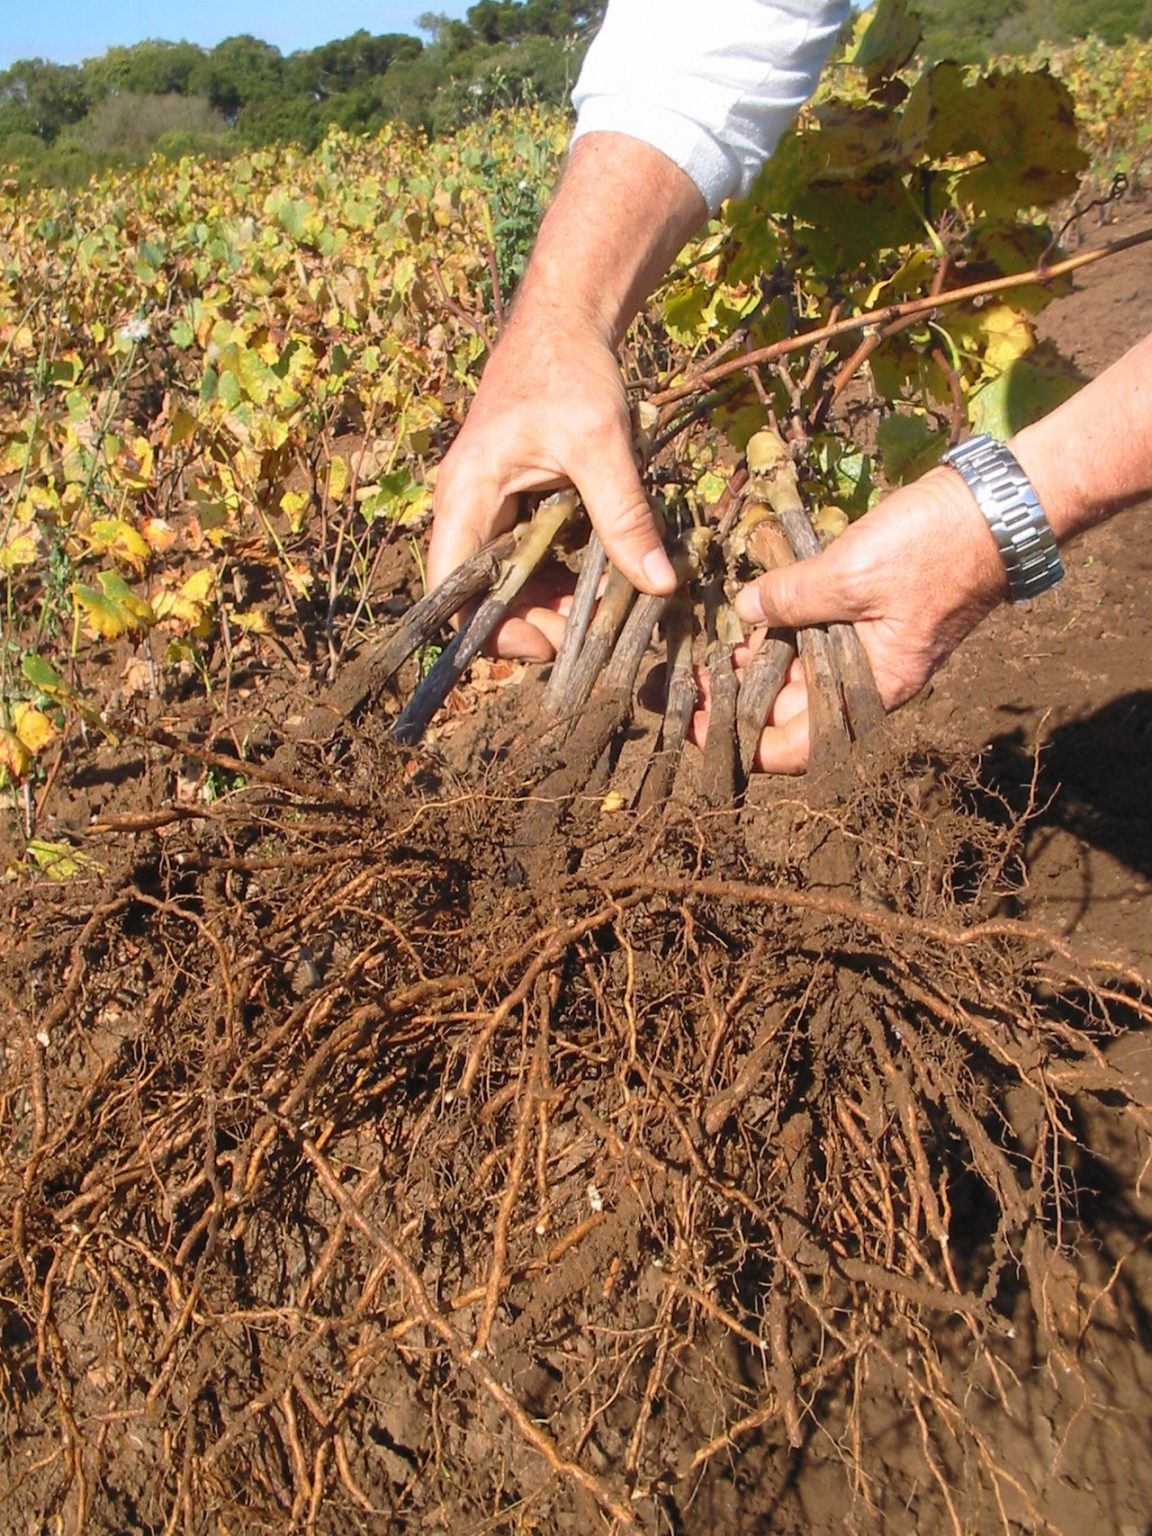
[{"xmin": 571, "ymin": 0, "xmax": 850, "ymax": 213}]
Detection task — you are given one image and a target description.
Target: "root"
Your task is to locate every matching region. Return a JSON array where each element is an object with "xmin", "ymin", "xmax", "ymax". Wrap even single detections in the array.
[{"xmin": 1, "ymin": 737, "xmax": 1149, "ymax": 1533}]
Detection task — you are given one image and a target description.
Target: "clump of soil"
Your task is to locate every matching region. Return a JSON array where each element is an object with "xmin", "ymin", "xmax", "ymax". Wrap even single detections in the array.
[{"xmin": 2, "ymin": 728, "xmax": 1149, "ymax": 1535}]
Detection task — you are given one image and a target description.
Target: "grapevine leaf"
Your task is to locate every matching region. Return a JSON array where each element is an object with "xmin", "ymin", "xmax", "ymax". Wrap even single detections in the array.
[
  {"xmin": 966, "ymin": 224, "xmax": 1073, "ymax": 308},
  {"xmin": 876, "ymin": 412, "xmax": 945, "ymax": 485},
  {"xmin": 13, "ymin": 702, "xmax": 57, "ymax": 754},
  {"xmin": 83, "ymin": 519, "xmax": 152, "ymax": 574},
  {"xmin": 967, "ymin": 349, "xmax": 1084, "ymax": 440},
  {"xmin": 847, "ymin": 0, "xmax": 921, "ymax": 89},
  {"xmin": 153, "ymin": 569, "xmax": 217, "ymax": 632},
  {"xmin": 664, "ymin": 285, "xmax": 714, "ymax": 347},
  {"xmin": 358, "ymin": 470, "xmax": 430, "ymax": 526},
  {"xmin": 25, "ymin": 839, "xmax": 102, "ymax": 881},
  {"xmin": 73, "ymin": 572, "xmax": 156, "ymax": 640},
  {"xmin": 281, "ymin": 490, "xmax": 311, "ymax": 532},
  {"xmin": 228, "ymin": 608, "xmax": 271, "ymax": 634},
  {"xmin": 327, "ymin": 456, "xmax": 351, "ymax": 503},
  {"xmin": 907, "ymin": 65, "xmax": 1088, "ymax": 217},
  {"xmin": 0, "ymin": 730, "xmax": 31, "ymax": 783},
  {"xmin": 0, "ymin": 529, "xmax": 40, "ymax": 571},
  {"xmin": 22, "ymin": 654, "xmax": 67, "ymax": 696}
]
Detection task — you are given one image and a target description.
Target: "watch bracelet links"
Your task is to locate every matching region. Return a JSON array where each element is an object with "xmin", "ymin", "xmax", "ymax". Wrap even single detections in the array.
[{"xmin": 940, "ymin": 434, "xmax": 1065, "ymax": 603}]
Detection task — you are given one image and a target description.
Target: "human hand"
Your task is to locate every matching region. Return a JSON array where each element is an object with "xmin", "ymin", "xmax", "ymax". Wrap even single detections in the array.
[
  {"xmin": 426, "ymin": 314, "xmax": 677, "ymax": 661},
  {"xmin": 692, "ymin": 467, "xmax": 1010, "ymax": 773}
]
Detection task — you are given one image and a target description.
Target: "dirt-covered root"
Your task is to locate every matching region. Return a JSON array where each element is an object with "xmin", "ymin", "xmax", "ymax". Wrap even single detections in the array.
[{"xmin": 1, "ymin": 737, "xmax": 1150, "ymax": 1535}]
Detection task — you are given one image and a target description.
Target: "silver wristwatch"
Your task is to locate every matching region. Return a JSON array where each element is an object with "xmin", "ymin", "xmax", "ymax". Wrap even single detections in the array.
[{"xmin": 940, "ymin": 434, "xmax": 1065, "ymax": 603}]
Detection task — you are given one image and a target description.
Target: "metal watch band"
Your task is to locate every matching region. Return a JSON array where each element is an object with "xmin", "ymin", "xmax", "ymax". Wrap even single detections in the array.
[{"xmin": 940, "ymin": 434, "xmax": 1065, "ymax": 603}]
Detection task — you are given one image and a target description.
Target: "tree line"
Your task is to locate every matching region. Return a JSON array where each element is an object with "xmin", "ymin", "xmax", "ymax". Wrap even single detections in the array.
[
  {"xmin": 0, "ymin": 2, "xmax": 605, "ymax": 184},
  {"xmin": 1, "ymin": 0, "xmax": 1148, "ymax": 186}
]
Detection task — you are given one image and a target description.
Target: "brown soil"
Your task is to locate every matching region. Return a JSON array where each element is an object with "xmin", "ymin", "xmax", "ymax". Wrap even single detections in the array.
[{"xmin": 2, "ymin": 199, "xmax": 1151, "ymax": 1536}]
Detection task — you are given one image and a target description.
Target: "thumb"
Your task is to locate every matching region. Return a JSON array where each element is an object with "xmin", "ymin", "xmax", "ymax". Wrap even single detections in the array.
[
  {"xmin": 734, "ymin": 545, "xmax": 857, "ymax": 630},
  {"xmin": 577, "ymin": 429, "xmax": 677, "ymax": 595}
]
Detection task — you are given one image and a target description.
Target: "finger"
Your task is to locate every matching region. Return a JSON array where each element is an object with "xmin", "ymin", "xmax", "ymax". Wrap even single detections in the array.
[
  {"xmin": 427, "ymin": 478, "xmax": 520, "ymax": 593},
  {"xmin": 576, "ymin": 425, "xmax": 676, "ymax": 596},
  {"xmin": 487, "ymin": 613, "xmax": 561, "ymax": 663},
  {"xmin": 735, "ymin": 543, "xmax": 859, "ymax": 630},
  {"xmin": 481, "ymin": 575, "xmax": 574, "ymax": 662},
  {"xmin": 688, "ymin": 657, "xmax": 810, "ymax": 774},
  {"xmin": 636, "ymin": 660, "xmax": 668, "ymax": 716},
  {"xmin": 750, "ymin": 711, "xmax": 810, "ymax": 775}
]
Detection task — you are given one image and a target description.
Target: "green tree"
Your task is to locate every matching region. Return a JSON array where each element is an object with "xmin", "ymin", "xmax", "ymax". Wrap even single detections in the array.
[
  {"xmin": 284, "ymin": 31, "xmax": 422, "ymax": 101},
  {"xmin": 917, "ymin": 0, "xmax": 1151, "ymax": 59},
  {"xmin": 0, "ymin": 59, "xmax": 89, "ymax": 144},
  {"xmin": 190, "ymin": 36, "xmax": 284, "ymax": 120},
  {"xmin": 84, "ymin": 41, "xmax": 205, "ymax": 99},
  {"xmin": 465, "ymin": 0, "xmax": 605, "ymax": 41},
  {"xmin": 415, "ymin": 12, "xmax": 475, "ymax": 53}
]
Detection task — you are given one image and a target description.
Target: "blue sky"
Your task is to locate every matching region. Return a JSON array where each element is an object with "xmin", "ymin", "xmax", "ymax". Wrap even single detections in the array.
[{"xmin": 0, "ymin": 2, "xmax": 475, "ymax": 71}]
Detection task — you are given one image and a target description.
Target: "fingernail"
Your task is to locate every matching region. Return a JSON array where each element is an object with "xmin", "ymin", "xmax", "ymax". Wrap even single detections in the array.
[
  {"xmin": 641, "ymin": 547, "xmax": 676, "ymax": 592},
  {"xmin": 735, "ymin": 584, "xmax": 767, "ymax": 624}
]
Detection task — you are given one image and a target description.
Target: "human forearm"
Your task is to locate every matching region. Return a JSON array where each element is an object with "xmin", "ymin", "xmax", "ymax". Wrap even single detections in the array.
[
  {"xmin": 426, "ymin": 134, "xmax": 708, "ymax": 615},
  {"xmin": 505, "ymin": 132, "xmax": 707, "ymax": 349},
  {"xmin": 426, "ymin": 0, "xmax": 851, "ymax": 646},
  {"xmin": 1010, "ymin": 332, "xmax": 1152, "ymax": 545}
]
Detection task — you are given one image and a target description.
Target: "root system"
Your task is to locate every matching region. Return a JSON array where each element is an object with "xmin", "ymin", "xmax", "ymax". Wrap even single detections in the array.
[{"xmin": 2, "ymin": 734, "xmax": 1149, "ymax": 1534}]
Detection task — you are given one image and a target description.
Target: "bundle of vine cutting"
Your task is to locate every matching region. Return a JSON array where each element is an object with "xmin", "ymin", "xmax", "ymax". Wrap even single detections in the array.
[{"xmin": 325, "ymin": 427, "xmax": 886, "ymax": 827}]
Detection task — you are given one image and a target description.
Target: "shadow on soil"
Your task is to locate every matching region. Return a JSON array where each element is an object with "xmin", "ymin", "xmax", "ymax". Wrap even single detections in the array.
[{"xmin": 981, "ymin": 689, "xmax": 1152, "ymax": 882}]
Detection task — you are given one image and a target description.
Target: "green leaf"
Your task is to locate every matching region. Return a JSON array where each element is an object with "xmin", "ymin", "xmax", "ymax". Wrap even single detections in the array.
[
  {"xmin": 22, "ymin": 653, "xmax": 67, "ymax": 696},
  {"xmin": 664, "ymin": 283, "xmax": 713, "ymax": 347},
  {"xmin": 813, "ymin": 438, "xmax": 877, "ymax": 520},
  {"xmin": 967, "ymin": 348, "xmax": 1084, "ymax": 440},
  {"xmin": 358, "ymin": 470, "xmax": 430, "ymax": 526},
  {"xmin": 905, "ymin": 64, "xmax": 1088, "ymax": 218},
  {"xmin": 876, "ymin": 412, "xmax": 946, "ymax": 484},
  {"xmin": 270, "ymin": 196, "xmax": 311, "ymax": 241}
]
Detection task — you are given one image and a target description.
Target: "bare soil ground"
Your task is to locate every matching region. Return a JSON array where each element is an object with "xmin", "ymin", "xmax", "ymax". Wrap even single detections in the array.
[{"xmin": 1, "ymin": 198, "xmax": 1151, "ymax": 1536}]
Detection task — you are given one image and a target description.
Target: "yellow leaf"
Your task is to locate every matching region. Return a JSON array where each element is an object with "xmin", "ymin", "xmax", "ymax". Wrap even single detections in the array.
[
  {"xmin": 285, "ymin": 563, "xmax": 313, "ymax": 598},
  {"xmin": 13, "ymin": 703, "xmax": 57, "ymax": 755},
  {"xmin": 73, "ymin": 572, "xmax": 155, "ymax": 640},
  {"xmin": 980, "ymin": 305, "xmax": 1035, "ymax": 373},
  {"xmin": 280, "ymin": 489, "xmax": 311, "ymax": 533},
  {"xmin": 168, "ymin": 406, "xmax": 199, "ymax": 446},
  {"xmin": 864, "ymin": 249, "xmax": 936, "ymax": 310},
  {"xmin": 183, "ymin": 568, "xmax": 216, "ymax": 603},
  {"xmin": 83, "ymin": 519, "xmax": 152, "ymax": 574},
  {"xmin": 0, "ymin": 529, "xmax": 40, "ymax": 571},
  {"xmin": 110, "ymin": 435, "xmax": 154, "ymax": 490},
  {"xmin": 25, "ymin": 839, "xmax": 102, "ymax": 881},
  {"xmin": 946, "ymin": 303, "xmax": 1035, "ymax": 376},
  {"xmin": 141, "ymin": 517, "xmax": 177, "ymax": 553},
  {"xmin": 153, "ymin": 567, "xmax": 216, "ymax": 632},
  {"xmin": 228, "ymin": 608, "xmax": 270, "ymax": 634},
  {"xmin": 0, "ymin": 729, "xmax": 31, "ymax": 782},
  {"xmin": 326, "ymin": 455, "xmax": 350, "ymax": 503}
]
